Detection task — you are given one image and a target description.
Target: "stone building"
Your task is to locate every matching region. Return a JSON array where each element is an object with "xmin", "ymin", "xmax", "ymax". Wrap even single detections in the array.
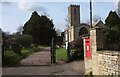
[{"xmin": 65, "ymin": 5, "xmax": 104, "ymax": 42}]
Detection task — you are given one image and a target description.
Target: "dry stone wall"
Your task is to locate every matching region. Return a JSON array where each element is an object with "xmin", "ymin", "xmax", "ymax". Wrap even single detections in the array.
[{"xmin": 93, "ymin": 51, "xmax": 120, "ymax": 75}]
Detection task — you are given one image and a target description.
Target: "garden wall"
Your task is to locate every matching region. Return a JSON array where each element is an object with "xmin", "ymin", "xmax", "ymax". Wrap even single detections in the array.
[
  {"xmin": 94, "ymin": 51, "xmax": 120, "ymax": 75},
  {"xmin": 83, "ymin": 28, "xmax": 120, "ymax": 75}
]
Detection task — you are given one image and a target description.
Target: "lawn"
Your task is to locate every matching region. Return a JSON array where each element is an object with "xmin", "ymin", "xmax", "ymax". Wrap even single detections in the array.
[{"xmin": 56, "ymin": 47, "xmax": 67, "ymax": 62}]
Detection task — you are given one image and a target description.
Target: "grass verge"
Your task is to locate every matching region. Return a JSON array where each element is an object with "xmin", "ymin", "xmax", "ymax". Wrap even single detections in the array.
[
  {"xmin": 56, "ymin": 47, "xmax": 67, "ymax": 62},
  {"xmin": 33, "ymin": 46, "xmax": 46, "ymax": 52},
  {"xmin": 4, "ymin": 46, "xmax": 46, "ymax": 66}
]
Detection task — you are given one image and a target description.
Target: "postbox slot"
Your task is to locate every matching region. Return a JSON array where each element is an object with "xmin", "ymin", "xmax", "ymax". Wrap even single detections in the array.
[{"xmin": 86, "ymin": 41, "xmax": 89, "ymax": 43}]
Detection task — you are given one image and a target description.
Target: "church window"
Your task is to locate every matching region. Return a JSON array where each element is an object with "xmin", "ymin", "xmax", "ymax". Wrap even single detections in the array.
[{"xmin": 79, "ymin": 27, "xmax": 88, "ymax": 36}]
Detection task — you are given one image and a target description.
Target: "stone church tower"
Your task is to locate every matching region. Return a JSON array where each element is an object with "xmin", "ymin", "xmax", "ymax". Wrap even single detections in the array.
[
  {"xmin": 68, "ymin": 5, "xmax": 80, "ymax": 27},
  {"xmin": 67, "ymin": 5, "xmax": 80, "ymax": 42},
  {"xmin": 65, "ymin": 4, "xmax": 104, "ymax": 42},
  {"xmin": 68, "ymin": 5, "xmax": 84, "ymax": 42}
]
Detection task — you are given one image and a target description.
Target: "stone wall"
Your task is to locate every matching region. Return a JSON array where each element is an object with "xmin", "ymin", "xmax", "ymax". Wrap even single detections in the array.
[
  {"xmin": 83, "ymin": 27, "xmax": 120, "ymax": 75},
  {"xmin": 95, "ymin": 51, "xmax": 120, "ymax": 75}
]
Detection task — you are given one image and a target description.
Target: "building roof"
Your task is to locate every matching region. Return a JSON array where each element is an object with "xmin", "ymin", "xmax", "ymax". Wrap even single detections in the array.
[
  {"xmin": 80, "ymin": 23, "xmax": 90, "ymax": 27},
  {"xmin": 88, "ymin": 20, "xmax": 104, "ymax": 28},
  {"xmin": 92, "ymin": 20, "xmax": 104, "ymax": 28}
]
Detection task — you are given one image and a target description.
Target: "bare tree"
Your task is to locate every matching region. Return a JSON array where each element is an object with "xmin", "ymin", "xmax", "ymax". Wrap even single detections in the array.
[
  {"xmin": 17, "ymin": 25, "xmax": 23, "ymax": 35},
  {"xmin": 93, "ymin": 15, "xmax": 101, "ymax": 22},
  {"xmin": 65, "ymin": 15, "xmax": 68, "ymax": 27},
  {"xmin": 56, "ymin": 29, "xmax": 61, "ymax": 36}
]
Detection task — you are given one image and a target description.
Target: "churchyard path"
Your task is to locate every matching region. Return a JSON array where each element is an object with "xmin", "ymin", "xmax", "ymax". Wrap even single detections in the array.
[{"xmin": 2, "ymin": 47, "xmax": 85, "ymax": 75}]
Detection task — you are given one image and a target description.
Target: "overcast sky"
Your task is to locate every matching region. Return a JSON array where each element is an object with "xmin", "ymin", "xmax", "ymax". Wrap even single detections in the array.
[{"xmin": 1, "ymin": 1, "xmax": 120, "ymax": 33}]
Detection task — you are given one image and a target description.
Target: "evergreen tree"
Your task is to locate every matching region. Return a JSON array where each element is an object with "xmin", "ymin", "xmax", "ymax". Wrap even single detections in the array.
[
  {"xmin": 23, "ymin": 11, "xmax": 56, "ymax": 45},
  {"xmin": 104, "ymin": 11, "xmax": 120, "ymax": 42},
  {"xmin": 105, "ymin": 11, "xmax": 120, "ymax": 28}
]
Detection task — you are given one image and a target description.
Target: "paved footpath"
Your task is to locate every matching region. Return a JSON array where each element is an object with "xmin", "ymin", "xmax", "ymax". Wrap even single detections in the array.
[
  {"xmin": 2, "ymin": 47, "xmax": 85, "ymax": 75},
  {"xmin": 20, "ymin": 47, "xmax": 51, "ymax": 66}
]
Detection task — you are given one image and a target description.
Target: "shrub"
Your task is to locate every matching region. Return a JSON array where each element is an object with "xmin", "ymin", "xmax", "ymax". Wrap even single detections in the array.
[
  {"xmin": 12, "ymin": 44, "xmax": 22, "ymax": 55},
  {"xmin": 33, "ymin": 48, "xmax": 40, "ymax": 52},
  {"xmin": 89, "ymin": 71, "xmax": 93, "ymax": 77},
  {"xmin": 32, "ymin": 46, "xmax": 46, "ymax": 52},
  {"xmin": 70, "ymin": 36, "xmax": 84, "ymax": 61},
  {"xmin": 70, "ymin": 48, "xmax": 84, "ymax": 61},
  {"xmin": 15, "ymin": 35, "xmax": 34, "ymax": 48},
  {"xmin": 4, "ymin": 51, "xmax": 22, "ymax": 66}
]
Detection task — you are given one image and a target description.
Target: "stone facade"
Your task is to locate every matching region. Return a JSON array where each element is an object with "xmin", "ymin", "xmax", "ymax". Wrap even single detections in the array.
[
  {"xmin": 68, "ymin": 24, "xmax": 90, "ymax": 42},
  {"xmin": 68, "ymin": 26, "xmax": 74, "ymax": 42},
  {"xmin": 83, "ymin": 28, "xmax": 120, "ymax": 75}
]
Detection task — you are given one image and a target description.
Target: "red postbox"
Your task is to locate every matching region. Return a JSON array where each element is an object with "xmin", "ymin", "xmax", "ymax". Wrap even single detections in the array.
[{"xmin": 85, "ymin": 38, "xmax": 91, "ymax": 58}]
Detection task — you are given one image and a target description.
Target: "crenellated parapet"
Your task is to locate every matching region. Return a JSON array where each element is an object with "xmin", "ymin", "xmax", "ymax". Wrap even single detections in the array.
[{"xmin": 70, "ymin": 4, "xmax": 80, "ymax": 7}]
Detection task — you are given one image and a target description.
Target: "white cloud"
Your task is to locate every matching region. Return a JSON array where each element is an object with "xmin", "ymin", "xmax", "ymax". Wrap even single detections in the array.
[
  {"xmin": 118, "ymin": 1, "xmax": 120, "ymax": 15},
  {"xmin": 18, "ymin": 0, "xmax": 47, "ymax": 14},
  {"xmin": 114, "ymin": 1, "xmax": 118, "ymax": 10},
  {"xmin": 114, "ymin": 0, "xmax": 120, "ymax": 16}
]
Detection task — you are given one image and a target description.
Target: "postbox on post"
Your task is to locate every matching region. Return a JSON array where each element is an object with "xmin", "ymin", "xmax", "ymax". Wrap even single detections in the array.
[{"xmin": 85, "ymin": 38, "xmax": 90, "ymax": 58}]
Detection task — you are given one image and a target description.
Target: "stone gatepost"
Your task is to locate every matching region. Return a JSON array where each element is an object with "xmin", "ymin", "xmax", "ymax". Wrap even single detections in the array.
[
  {"xmin": 90, "ymin": 27, "xmax": 104, "ymax": 75},
  {"xmin": 83, "ymin": 36, "xmax": 92, "ymax": 74},
  {"xmin": 83, "ymin": 27, "xmax": 104, "ymax": 75}
]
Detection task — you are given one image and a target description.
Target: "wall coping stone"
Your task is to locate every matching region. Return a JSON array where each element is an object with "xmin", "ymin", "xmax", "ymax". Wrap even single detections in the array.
[
  {"xmin": 90, "ymin": 27, "xmax": 103, "ymax": 30},
  {"xmin": 82, "ymin": 36, "xmax": 89, "ymax": 39},
  {"xmin": 97, "ymin": 51, "xmax": 120, "ymax": 56}
]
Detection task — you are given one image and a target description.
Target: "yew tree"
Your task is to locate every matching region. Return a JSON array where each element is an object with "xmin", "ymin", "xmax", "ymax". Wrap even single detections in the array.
[
  {"xmin": 104, "ymin": 11, "xmax": 120, "ymax": 43},
  {"xmin": 23, "ymin": 11, "xmax": 56, "ymax": 45}
]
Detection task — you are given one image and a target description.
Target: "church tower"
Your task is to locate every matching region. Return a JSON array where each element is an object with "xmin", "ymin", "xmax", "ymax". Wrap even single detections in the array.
[
  {"xmin": 68, "ymin": 5, "xmax": 80, "ymax": 27},
  {"xmin": 67, "ymin": 5, "xmax": 80, "ymax": 42}
]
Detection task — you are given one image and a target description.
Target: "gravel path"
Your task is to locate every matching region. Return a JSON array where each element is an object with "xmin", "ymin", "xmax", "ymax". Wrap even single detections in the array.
[{"xmin": 2, "ymin": 47, "xmax": 85, "ymax": 75}]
